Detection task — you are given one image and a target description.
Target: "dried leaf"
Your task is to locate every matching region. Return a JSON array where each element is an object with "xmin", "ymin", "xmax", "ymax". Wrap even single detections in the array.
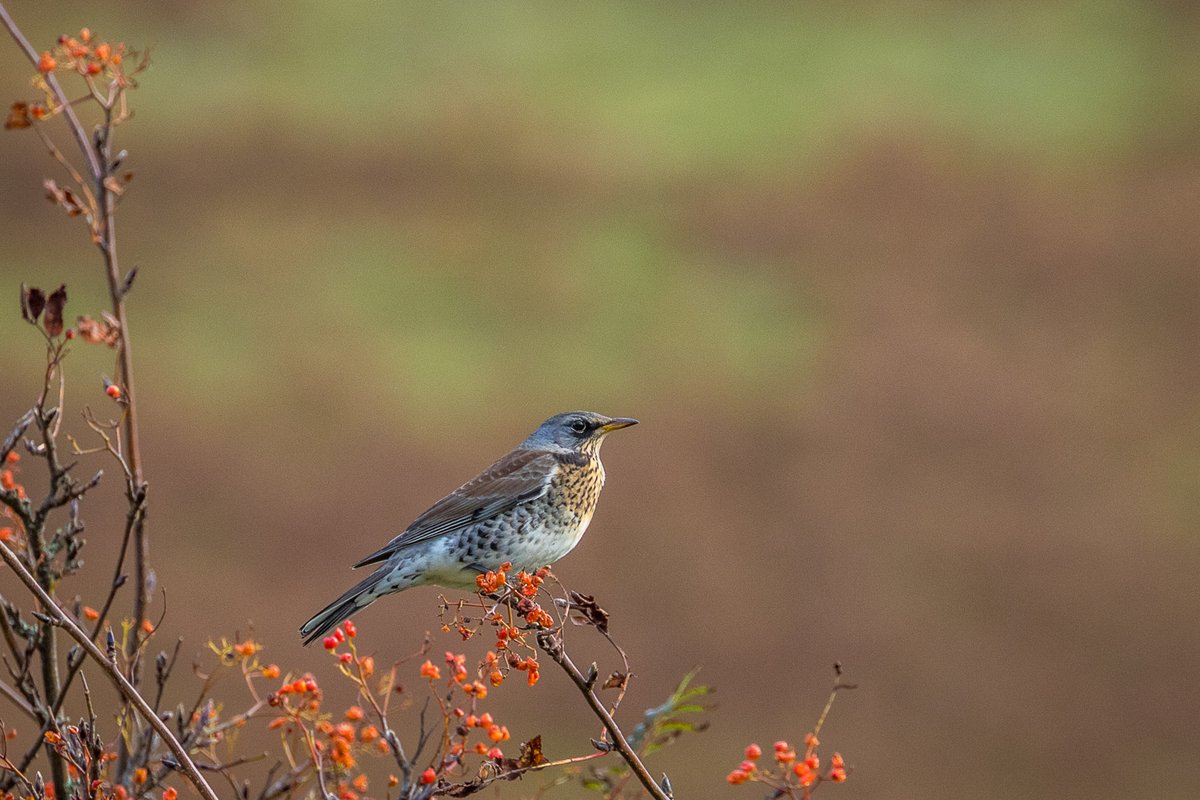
[
  {"xmin": 602, "ymin": 671, "xmax": 628, "ymax": 691},
  {"xmin": 102, "ymin": 175, "xmax": 125, "ymax": 197},
  {"xmin": 43, "ymin": 179, "xmax": 85, "ymax": 218},
  {"xmin": 567, "ymin": 591, "xmax": 609, "ymax": 634},
  {"xmin": 75, "ymin": 314, "xmax": 120, "ymax": 346},
  {"xmin": 516, "ymin": 735, "xmax": 548, "ymax": 769},
  {"xmin": 21, "ymin": 284, "xmax": 45, "ymax": 323},
  {"xmin": 43, "ymin": 285, "xmax": 67, "ymax": 337},
  {"xmin": 5, "ymin": 102, "xmax": 30, "ymax": 130}
]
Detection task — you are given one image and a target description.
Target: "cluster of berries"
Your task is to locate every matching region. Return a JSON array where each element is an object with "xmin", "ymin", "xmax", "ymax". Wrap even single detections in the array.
[{"xmin": 727, "ymin": 734, "xmax": 847, "ymax": 794}]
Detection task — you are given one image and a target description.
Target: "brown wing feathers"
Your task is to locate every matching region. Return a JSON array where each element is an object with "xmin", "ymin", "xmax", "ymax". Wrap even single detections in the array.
[{"xmin": 351, "ymin": 449, "xmax": 558, "ymax": 568}]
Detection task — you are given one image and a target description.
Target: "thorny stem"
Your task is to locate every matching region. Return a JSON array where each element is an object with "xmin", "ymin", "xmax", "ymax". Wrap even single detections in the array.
[
  {"xmin": 0, "ymin": 540, "xmax": 220, "ymax": 800},
  {"xmin": 536, "ymin": 632, "xmax": 672, "ymax": 800}
]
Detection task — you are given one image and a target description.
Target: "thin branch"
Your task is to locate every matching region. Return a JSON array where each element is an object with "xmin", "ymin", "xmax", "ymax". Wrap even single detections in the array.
[
  {"xmin": 0, "ymin": 540, "xmax": 219, "ymax": 800},
  {"xmin": 535, "ymin": 630, "xmax": 671, "ymax": 800},
  {"xmin": 0, "ymin": 676, "xmax": 37, "ymax": 721},
  {"xmin": 0, "ymin": 2, "xmax": 101, "ymax": 179}
]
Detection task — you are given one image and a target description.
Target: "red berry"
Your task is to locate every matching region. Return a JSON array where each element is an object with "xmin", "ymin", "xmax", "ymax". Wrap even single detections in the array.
[
  {"xmin": 419, "ymin": 768, "xmax": 436, "ymax": 785},
  {"xmin": 322, "ymin": 636, "xmax": 337, "ymax": 651},
  {"xmin": 745, "ymin": 743, "xmax": 762, "ymax": 760}
]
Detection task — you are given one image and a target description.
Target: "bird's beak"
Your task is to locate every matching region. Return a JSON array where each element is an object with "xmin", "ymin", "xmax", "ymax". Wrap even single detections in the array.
[{"xmin": 598, "ymin": 417, "xmax": 639, "ymax": 433}]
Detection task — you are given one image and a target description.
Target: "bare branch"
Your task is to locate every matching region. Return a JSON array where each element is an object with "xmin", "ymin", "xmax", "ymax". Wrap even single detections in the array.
[{"xmin": 0, "ymin": 540, "xmax": 220, "ymax": 800}]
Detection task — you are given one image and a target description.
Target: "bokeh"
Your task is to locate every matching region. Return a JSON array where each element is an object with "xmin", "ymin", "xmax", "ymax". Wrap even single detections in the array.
[{"xmin": 3, "ymin": 2, "xmax": 1199, "ymax": 798}]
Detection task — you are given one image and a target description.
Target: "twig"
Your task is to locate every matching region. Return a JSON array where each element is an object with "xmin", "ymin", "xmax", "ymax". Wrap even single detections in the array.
[
  {"xmin": 0, "ymin": 676, "xmax": 37, "ymax": 721},
  {"xmin": 535, "ymin": 630, "xmax": 671, "ymax": 800},
  {"xmin": 0, "ymin": 2, "xmax": 101, "ymax": 179},
  {"xmin": 0, "ymin": 540, "xmax": 219, "ymax": 800}
]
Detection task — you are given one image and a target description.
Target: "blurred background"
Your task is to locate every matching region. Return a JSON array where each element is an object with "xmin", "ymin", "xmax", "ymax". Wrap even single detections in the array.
[{"xmin": 3, "ymin": 2, "xmax": 1199, "ymax": 798}]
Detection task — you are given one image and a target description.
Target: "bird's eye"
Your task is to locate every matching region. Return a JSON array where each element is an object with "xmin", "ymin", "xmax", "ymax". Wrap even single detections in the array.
[{"xmin": 569, "ymin": 418, "xmax": 589, "ymax": 434}]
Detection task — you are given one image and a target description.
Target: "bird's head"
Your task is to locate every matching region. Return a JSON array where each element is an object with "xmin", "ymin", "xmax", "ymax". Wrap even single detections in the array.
[{"xmin": 520, "ymin": 411, "xmax": 638, "ymax": 455}]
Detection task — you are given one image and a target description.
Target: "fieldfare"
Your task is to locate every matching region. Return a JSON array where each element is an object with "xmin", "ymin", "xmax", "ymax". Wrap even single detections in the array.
[{"xmin": 300, "ymin": 411, "xmax": 637, "ymax": 645}]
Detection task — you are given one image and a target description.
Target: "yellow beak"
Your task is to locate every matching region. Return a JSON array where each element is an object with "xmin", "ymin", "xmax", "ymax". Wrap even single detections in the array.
[{"xmin": 598, "ymin": 417, "xmax": 639, "ymax": 433}]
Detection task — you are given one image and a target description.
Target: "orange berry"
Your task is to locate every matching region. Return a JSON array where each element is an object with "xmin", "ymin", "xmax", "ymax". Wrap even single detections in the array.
[
  {"xmin": 831, "ymin": 752, "xmax": 845, "ymax": 768},
  {"xmin": 478, "ymin": 712, "xmax": 493, "ymax": 728},
  {"xmin": 233, "ymin": 640, "xmax": 257, "ymax": 657},
  {"xmin": 387, "ymin": 776, "xmax": 398, "ymax": 788},
  {"xmin": 804, "ymin": 732, "xmax": 820, "ymax": 749},
  {"xmin": 804, "ymin": 755, "xmax": 819, "ymax": 770},
  {"xmin": 1, "ymin": 471, "xmax": 14, "ymax": 490},
  {"xmin": 745, "ymin": 743, "xmax": 762, "ymax": 760},
  {"xmin": 106, "ymin": 384, "xmax": 121, "ymax": 400},
  {"xmin": 94, "ymin": 43, "xmax": 110, "ymax": 62},
  {"xmin": 345, "ymin": 706, "xmax": 364, "ymax": 721},
  {"xmin": 79, "ymin": 28, "xmax": 92, "ymax": 43},
  {"xmin": 359, "ymin": 725, "xmax": 378, "ymax": 743},
  {"xmin": 419, "ymin": 768, "xmax": 436, "ymax": 785},
  {"xmin": 4, "ymin": 451, "xmax": 18, "ymax": 463},
  {"xmin": 37, "ymin": 51, "xmax": 56, "ymax": 73},
  {"xmin": 527, "ymin": 668, "xmax": 539, "ymax": 686},
  {"xmin": 359, "ymin": 656, "xmax": 374, "ymax": 677},
  {"xmin": 86, "ymin": 62, "xmax": 101, "ymax": 76},
  {"xmin": 739, "ymin": 760, "xmax": 756, "ymax": 772},
  {"xmin": 351, "ymin": 774, "xmax": 367, "ymax": 793},
  {"xmin": 830, "ymin": 767, "xmax": 847, "ymax": 783},
  {"xmin": 133, "ymin": 768, "xmax": 147, "ymax": 785},
  {"xmin": 262, "ymin": 664, "xmax": 280, "ymax": 679},
  {"xmin": 0, "ymin": 528, "xmax": 13, "ymax": 542},
  {"xmin": 141, "ymin": 618, "xmax": 154, "ymax": 634},
  {"xmin": 419, "ymin": 660, "xmax": 440, "ymax": 680},
  {"xmin": 486, "ymin": 746, "xmax": 503, "ymax": 760},
  {"xmin": 83, "ymin": 606, "xmax": 99, "ymax": 621},
  {"xmin": 162, "ymin": 788, "xmax": 176, "ymax": 800},
  {"xmin": 726, "ymin": 770, "xmax": 750, "ymax": 785}
]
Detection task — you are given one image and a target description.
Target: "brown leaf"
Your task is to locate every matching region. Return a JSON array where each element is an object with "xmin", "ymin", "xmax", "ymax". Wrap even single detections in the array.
[
  {"xmin": 602, "ymin": 671, "xmax": 628, "ymax": 691},
  {"xmin": 102, "ymin": 175, "xmax": 126, "ymax": 197},
  {"xmin": 5, "ymin": 102, "xmax": 30, "ymax": 130},
  {"xmin": 516, "ymin": 735, "xmax": 548, "ymax": 769},
  {"xmin": 21, "ymin": 284, "xmax": 45, "ymax": 323},
  {"xmin": 43, "ymin": 285, "xmax": 67, "ymax": 337},
  {"xmin": 567, "ymin": 591, "xmax": 609, "ymax": 634},
  {"xmin": 43, "ymin": 179, "xmax": 85, "ymax": 217},
  {"xmin": 76, "ymin": 314, "xmax": 120, "ymax": 345}
]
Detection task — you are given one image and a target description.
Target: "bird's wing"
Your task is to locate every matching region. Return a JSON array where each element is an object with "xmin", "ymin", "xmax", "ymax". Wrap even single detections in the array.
[{"xmin": 351, "ymin": 448, "xmax": 559, "ymax": 568}]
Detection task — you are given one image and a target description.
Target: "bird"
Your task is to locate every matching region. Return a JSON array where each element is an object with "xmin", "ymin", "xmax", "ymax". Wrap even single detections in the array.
[{"xmin": 299, "ymin": 411, "xmax": 638, "ymax": 645}]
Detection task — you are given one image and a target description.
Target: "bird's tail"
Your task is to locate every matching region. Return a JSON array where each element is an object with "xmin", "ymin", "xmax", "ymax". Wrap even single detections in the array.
[{"xmin": 299, "ymin": 567, "xmax": 391, "ymax": 646}]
